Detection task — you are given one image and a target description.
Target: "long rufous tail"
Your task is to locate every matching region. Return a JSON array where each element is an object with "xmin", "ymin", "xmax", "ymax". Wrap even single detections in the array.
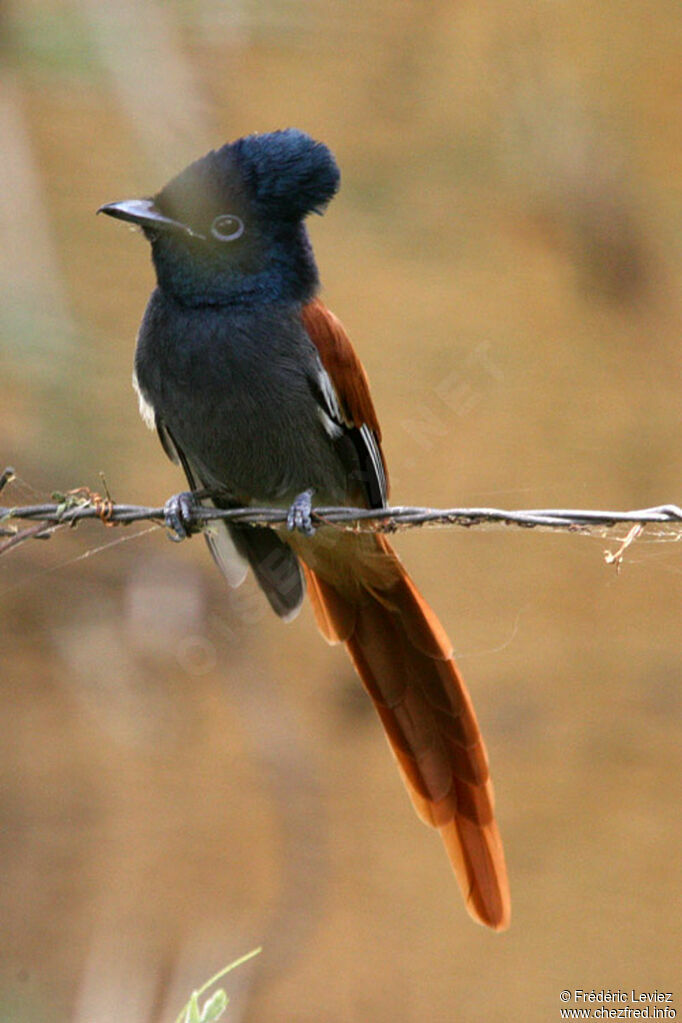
[{"xmin": 301, "ymin": 533, "xmax": 510, "ymax": 931}]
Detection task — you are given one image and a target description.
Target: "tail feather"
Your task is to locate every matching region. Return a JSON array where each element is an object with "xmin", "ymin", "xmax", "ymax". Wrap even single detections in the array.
[
  {"xmin": 305, "ymin": 564, "xmax": 356, "ymax": 642},
  {"xmin": 302, "ymin": 535, "xmax": 510, "ymax": 931}
]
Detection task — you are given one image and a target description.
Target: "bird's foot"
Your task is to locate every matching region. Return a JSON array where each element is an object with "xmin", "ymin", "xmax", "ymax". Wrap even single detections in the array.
[
  {"xmin": 164, "ymin": 490, "xmax": 199, "ymax": 542},
  {"xmin": 287, "ymin": 488, "xmax": 316, "ymax": 536}
]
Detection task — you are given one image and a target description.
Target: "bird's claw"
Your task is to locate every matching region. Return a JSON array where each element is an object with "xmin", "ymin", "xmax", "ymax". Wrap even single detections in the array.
[
  {"xmin": 287, "ymin": 489, "xmax": 316, "ymax": 536},
  {"xmin": 164, "ymin": 490, "xmax": 198, "ymax": 542}
]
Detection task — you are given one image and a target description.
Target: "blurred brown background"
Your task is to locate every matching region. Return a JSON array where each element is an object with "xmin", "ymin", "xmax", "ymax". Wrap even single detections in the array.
[{"xmin": 1, "ymin": 2, "xmax": 680, "ymax": 1020}]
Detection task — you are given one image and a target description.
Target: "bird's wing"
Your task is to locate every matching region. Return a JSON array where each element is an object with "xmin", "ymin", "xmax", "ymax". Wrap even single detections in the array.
[
  {"xmin": 301, "ymin": 298, "xmax": 389, "ymax": 508},
  {"xmin": 156, "ymin": 417, "xmax": 249, "ymax": 589},
  {"xmin": 157, "ymin": 416, "xmax": 304, "ymax": 615}
]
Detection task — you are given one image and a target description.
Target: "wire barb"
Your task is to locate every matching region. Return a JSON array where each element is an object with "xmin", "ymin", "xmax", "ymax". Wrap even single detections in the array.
[{"xmin": 0, "ymin": 466, "xmax": 16, "ymax": 495}]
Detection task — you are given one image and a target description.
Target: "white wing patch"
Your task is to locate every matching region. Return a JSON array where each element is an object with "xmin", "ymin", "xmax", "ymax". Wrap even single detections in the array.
[
  {"xmin": 132, "ymin": 370, "xmax": 156, "ymax": 430},
  {"xmin": 360, "ymin": 422, "xmax": 388, "ymax": 506},
  {"xmin": 316, "ymin": 365, "xmax": 344, "ymax": 424},
  {"xmin": 315, "ymin": 362, "xmax": 387, "ymax": 507},
  {"xmin": 317, "ymin": 405, "xmax": 343, "ymax": 439}
]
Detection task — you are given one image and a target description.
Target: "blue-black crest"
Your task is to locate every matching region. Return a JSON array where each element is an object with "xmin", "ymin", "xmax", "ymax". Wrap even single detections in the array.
[
  {"xmin": 232, "ymin": 129, "xmax": 340, "ymax": 220},
  {"xmin": 157, "ymin": 129, "xmax": 340, "ymax": 229}
]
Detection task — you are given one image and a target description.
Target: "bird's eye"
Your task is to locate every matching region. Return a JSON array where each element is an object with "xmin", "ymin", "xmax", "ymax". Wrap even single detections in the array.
[{"xmin": 210, "ymin": 214, "xmax": 245, "ymax": 242}]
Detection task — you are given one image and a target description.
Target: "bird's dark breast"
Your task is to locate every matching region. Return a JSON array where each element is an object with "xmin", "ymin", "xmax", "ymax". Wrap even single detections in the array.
[{"xmin": 134, "ymin": 289, "xmax": 347, "ymax": 503}]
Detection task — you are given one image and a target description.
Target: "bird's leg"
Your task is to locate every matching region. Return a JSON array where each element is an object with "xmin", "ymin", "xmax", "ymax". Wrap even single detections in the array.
[
  {"xmin": 164, "ymin": 490, "xmax": 200, "ymax": 542},
  {"xmin": 287, "ymin": 488, "xmax": 316, "ymax": 536}
]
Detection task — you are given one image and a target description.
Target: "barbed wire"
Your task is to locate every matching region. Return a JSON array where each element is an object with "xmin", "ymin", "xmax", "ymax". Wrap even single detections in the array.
[{"xmin": 2, "ymin": 467, "xmax": 681, "ymax": 561}]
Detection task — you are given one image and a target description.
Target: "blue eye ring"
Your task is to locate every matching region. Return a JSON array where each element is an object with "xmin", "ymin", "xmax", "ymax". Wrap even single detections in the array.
[{"xmin": 210, "ymin": 214, "xmax": 245, "ymax": 242}]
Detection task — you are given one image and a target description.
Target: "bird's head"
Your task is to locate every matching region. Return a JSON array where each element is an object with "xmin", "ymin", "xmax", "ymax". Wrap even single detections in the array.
[{"xmin": 98, "ymin": 129, "xmax": 340, "ymax": 306}]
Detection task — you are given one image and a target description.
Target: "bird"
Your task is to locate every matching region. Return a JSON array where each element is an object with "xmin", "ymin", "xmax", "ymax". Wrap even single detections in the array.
[{"xmin": 98, "ymin": 128, "xmax": 510, "ymax": 930}]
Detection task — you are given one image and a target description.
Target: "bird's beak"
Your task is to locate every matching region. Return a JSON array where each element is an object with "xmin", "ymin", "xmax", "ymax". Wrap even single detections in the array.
[{"xmin": 97, "ymin": 198, "xmax": 203, "ymax": 239}]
